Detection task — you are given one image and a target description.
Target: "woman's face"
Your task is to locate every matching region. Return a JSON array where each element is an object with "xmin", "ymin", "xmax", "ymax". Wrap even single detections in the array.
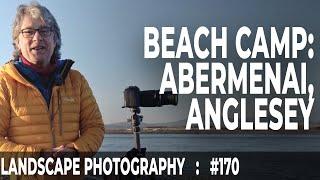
[{"xmin": 17, "ymin": 15, "xmax": 56, "ymax": 67}]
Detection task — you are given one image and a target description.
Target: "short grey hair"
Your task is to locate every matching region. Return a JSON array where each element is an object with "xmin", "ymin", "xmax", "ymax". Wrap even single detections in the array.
[{"xmin": 12, "ymin": 1, "xmax": 61, "ymax": 61}]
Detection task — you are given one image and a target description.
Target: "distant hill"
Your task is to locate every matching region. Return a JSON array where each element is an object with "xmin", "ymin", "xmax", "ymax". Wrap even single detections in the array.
[
  {"xmin": 105, "ymin": 119, "xmax": 187, "ymax": 129},
  {"xmin": 105, "ymin": 119, "xmax": 320, "ymax": 132}
]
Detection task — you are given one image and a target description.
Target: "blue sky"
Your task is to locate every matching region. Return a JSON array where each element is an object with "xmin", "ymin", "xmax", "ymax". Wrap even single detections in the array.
[{"xmin": 1, "ymin": 0, "xmax": 320, "ymax": 126}]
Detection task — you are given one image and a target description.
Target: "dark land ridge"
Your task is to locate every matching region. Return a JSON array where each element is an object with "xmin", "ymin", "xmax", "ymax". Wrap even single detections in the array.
[{"xmin": 104, "ymin": 120, "xmax": 320, "ymax": 134}]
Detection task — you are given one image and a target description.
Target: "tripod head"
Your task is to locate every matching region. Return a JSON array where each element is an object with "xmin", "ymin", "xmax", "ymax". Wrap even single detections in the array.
[{"xmin": 128, "ymin": 107, "xmax": 143, "ymax": 151}]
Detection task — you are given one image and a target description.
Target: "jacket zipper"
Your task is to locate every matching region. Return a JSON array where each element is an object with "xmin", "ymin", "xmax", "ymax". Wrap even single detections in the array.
[
  {"xmin": 49, "ymin": 92, "xmax": 57, "ymax": 148},
  {"xmin": 57, "ymin": 88, "xmax": 63, "ymax": 136},
  {"xmin": 11, "ymin": 66, "xmax": 58, "ymax": 148},
  {"xmin": 30, "ymin": 85, "xmax": 57, "ymax": 148},
  {"xmin": 9, "ymin": 62, "xmax": 72, "ymax": 148}
]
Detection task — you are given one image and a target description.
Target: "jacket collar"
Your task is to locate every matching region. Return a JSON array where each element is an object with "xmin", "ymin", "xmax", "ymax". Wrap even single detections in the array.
[{"xmin": 1, "ymin": 59, "xmax": 74, "ymax": 87}]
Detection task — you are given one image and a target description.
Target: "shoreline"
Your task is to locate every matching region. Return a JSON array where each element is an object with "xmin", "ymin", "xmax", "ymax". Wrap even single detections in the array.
[{"xmin": 105, "ymin": 128, "xmax": 320, "ymax": 135}]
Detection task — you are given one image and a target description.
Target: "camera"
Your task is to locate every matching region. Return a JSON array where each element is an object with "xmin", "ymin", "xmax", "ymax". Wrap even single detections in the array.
[
  {"xmin": 123, "ymin": 86, "xmax": 178, "ymax": 108},
  {"xmin": 122, "ymin": 86, "xmax": 178, "ymax": 152}
]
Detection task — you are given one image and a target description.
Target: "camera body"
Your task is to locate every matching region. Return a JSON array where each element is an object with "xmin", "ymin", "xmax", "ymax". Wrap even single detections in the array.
[{"xmin": 123, "ymin": 86, "xmax": 178, "ymax": 108}]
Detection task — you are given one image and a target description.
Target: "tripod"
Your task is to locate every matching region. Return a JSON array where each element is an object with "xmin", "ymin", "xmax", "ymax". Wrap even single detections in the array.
[{"xmin": 127, "ymin": 107, "xmax": 146, "ymax": 156}]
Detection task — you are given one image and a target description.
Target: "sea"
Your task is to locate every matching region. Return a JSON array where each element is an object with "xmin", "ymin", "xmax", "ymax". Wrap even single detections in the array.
[
  {"xmin": 86, "ymin": 134, "xmax": 320, "ymax": 179},
  {"xmin": 100, "ymin": 133, "xmax": 320, "ymax": 152},
  {"xmin": 98, "ymin": 133, "xmax": 320, "ymax": 179}
]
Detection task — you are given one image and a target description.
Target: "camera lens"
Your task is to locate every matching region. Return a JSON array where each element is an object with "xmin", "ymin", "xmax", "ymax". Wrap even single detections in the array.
[
  {"xmin": 140, "ymin": 90, "xmax": 178, "ymax": 107},
  {"xmin": 123, "ymin": 86, "xmax": 178, "ymax": 108},
  {"xmin": 160, "ymin": 91, "xmax": 178, "ymax": 106}
]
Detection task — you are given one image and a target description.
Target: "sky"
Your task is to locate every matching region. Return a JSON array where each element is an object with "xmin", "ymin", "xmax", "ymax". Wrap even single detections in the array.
[
  {"xmin": 1, "ymin": 0, "xmax": 320, "ymax": 126},
  {"xmin": 0, "ymin": 0, "xmax": 191, "ymax": 125}
]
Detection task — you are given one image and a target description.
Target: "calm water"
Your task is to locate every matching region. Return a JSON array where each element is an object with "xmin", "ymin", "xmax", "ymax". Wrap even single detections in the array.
[
  {"xmin": 100, "ymin": 134, "xmax": 320, "ymax": 152},
  {"xmin": 99, "ymin": 134, "xmax": 320, "ymax": 179}
]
